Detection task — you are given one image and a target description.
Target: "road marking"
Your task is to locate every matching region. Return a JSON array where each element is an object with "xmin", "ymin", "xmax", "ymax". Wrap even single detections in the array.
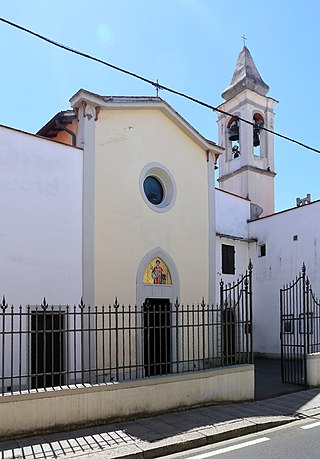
[
  {"xmin": 189, "ymin": 437, "xmax": 270, "ymax": 458},
  {"xmin": 300, "ymin": 420, "xmax": 320, "ymax": 430}
]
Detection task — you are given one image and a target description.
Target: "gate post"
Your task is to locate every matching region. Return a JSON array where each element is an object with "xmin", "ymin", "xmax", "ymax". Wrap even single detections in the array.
[
  {"xmin": 280, "ymin": 286, "xmax": 284, "ymax": 382},
  {"xmin": 302, "ymin": 263, "xmax": 308, "ymax": 385}
]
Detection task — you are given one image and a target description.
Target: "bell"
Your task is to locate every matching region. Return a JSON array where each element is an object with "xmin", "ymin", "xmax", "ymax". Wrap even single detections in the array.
[
  {"xmin": 228, "ymin": 121, "xmax": 239, "ymax": 141},
  {"xmin": 253, "ymin": 126, "xmax": 260, "ymax": 147},
  {"xmin": 232, "ymin": 145, "xmax": 240, "ymax": 158}
]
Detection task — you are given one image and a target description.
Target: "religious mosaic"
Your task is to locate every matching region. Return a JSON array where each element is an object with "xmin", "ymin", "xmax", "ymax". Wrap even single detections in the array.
[{"xmin": 143, "ymin": 258, "xmax": 172, "ymax": 285}]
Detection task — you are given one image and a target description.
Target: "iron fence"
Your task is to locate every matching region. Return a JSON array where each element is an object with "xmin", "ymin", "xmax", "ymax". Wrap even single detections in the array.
[
  {"xmin": 280, "ymin": 264, "xmax": 320, "ymax": 385},
  {"xmin": 0, "ymin": 269, "xmax": 252, "ymax": 395}
]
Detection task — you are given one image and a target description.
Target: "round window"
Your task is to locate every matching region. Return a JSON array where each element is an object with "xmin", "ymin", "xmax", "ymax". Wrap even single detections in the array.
[
  {"xmin": 143, "ymin": 176, "xmax": 164, "ymax": 205},
  {"xmin": 140, "ymin": 163, "xmax": 176, "ymax": 213}
]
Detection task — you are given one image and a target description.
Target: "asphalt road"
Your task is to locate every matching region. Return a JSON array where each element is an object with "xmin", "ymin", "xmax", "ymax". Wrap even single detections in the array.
[{"xmin": 164, "ymin": 417, "xmax": 320, "ymax": 459}]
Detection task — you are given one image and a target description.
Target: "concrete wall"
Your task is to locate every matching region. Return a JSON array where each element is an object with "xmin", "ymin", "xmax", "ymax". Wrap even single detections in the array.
[
  {"xmin": 0, "ymin": 125, "xmax": 83, "ymax": 305},
  {"xmin": 93, "ymin": 109, "xmax": 210, "ymax": 305},
  {"xmin": 0, "ymin": 365, "xmax": 254, "ymax": 440},
  {"xmin": 307, "ymin": 353, "xmax": 320, "ymax": 387},
  {"xmin": 249, "ymin": 201, "xmax": 320, "ymax": 356}
]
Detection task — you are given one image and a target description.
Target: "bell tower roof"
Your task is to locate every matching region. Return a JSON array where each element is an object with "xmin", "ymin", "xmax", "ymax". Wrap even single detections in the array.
[{"xmin": 222, "ymin": 46, "xmax": 269, "ymax": 101}]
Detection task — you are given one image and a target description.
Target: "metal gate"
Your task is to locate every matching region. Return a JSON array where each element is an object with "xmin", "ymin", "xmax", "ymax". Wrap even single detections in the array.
[
  {"xmin": 280, "ymin": 264, "xmax": 320, "ymax": 386},
  {"xmin": 219, "ymin": 261, "xmax": 253, "ymax": 366}
]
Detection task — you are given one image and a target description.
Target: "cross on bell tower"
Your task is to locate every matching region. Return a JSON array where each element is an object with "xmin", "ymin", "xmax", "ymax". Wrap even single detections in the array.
[{"xmin": 216, "ymin": 46, "xmax": 278, "ymax": 217}]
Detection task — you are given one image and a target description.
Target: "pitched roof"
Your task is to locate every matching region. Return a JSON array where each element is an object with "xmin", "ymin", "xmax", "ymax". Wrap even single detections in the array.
[
  {"xmin": 222, "ymin": 46, "xmax": 269, "ymax": 101},
  {"xmin": 69, "ymin": 89, "xmax": 223, "ymax": 156}
]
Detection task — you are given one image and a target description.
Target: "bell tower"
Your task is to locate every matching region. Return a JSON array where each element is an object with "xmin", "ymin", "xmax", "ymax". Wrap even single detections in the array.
[{"xmin": 217, "ymin": 46, "xmax": 278, "ymax": 217}]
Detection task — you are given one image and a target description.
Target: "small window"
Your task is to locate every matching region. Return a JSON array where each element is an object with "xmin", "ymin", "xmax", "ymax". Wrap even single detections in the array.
[
  {"xmin": 293, "ymin": 235, "xmax": 298, "ymax": 241},
  {"xmin": 259, "ymin": 244, "xmax": 266, "ymax": 257},
  {"xmin": 222, "ymin": 244, "xmax": 235, "ymax": 275}
]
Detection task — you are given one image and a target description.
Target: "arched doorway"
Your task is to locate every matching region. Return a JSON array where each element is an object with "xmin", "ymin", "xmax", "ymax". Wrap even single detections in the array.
[{"xmin": 137, "ymin": 248, "xmax": 180, "ymax": 376}]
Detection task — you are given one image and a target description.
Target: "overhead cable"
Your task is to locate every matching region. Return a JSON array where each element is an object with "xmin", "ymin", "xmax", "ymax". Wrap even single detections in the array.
[{"xmin": 0, "ymin": 16, "xmax": 319, "ymax": 154}]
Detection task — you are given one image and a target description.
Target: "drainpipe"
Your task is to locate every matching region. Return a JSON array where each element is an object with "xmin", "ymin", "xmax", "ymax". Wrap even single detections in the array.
[{"xmin": 55, "ymin": 118, "xmax": 77, "ymax": 147}]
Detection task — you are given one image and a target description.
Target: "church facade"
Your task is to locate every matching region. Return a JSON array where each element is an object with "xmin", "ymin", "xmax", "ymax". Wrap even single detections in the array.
[{"xmin": 1, "ymin": 45, "xmax": 320, "ymax": 365}]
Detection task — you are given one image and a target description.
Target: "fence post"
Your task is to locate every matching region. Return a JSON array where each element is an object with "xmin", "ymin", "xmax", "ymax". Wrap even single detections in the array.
[
  {"xmin": 175, "ymin": 299, "xmax": 179, "ymax": 373},
  {"xmin": 248, "ymin": 260, "xmax": 253, "ymax": 364},
  {"xmin": 1, "ymin": 296, "xmax": 8, "ymax": 395},
  {"xmin": 219, "ymin": 279, "xmax": 225, "ymax": 366},
  {"xmin": 79, "ymin": 297, "xmax": 85, "ymax": 385},
  {"xmin": 302, "ymin": 263, "xmax": 308, "ymax": 385},
  {"xmin": 114, "ymin": 298, "xmax": 120, "ymax": 381},
  {"xmin": 201, "ymin": 298, "xmax": 206, "ymax": 371}
]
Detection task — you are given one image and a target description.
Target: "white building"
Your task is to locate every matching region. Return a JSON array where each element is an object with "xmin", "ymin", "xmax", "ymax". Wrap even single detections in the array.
[{"xmin": 0, "ymin": 44, "xmax": 319, "ymax": 388}]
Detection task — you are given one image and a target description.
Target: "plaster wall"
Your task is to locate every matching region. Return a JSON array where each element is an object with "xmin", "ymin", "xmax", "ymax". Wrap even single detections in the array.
[
  {"xmin": 94, "ymin": 109, "xmax": 210, "ymax": 305},
  {"xmin": 215, "ymin": 189, "xmax": 250, "ymax": 238},
  {"xmin": 0, "ymin": 126, "xmax": 83, "ymax": 305},
  {"xmin": 219, "ymin": 170, "xmax": 274, "ymax": 217},
  {"xmin": 249, "ymin": 201, "xmax": 320, "ymax": 356},
  {"xmin": 216, "ymin": 237, "xmax": 251, "ymax": 291},
  {"xmin": 215, "ymin": 189, "xmax": 251, "ymax": 301},
  {"xmin": 0, "ymin": 365, "xmax": 254, "ymax": 439}
]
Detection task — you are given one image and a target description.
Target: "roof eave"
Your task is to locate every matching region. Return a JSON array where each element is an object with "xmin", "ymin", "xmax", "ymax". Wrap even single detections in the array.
[{"xmin": 70, "ymin": 89, "xmax": 224, "ymax": 156}]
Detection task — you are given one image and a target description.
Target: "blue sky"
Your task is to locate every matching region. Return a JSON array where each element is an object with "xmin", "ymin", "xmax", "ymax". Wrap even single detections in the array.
[{"xmin": 0, "ymin": 0, "xmax": 319, "ymax": 212}]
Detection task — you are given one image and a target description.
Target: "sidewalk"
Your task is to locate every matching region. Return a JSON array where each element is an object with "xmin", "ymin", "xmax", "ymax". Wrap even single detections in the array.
[{"xmin": 1, "ymin": 388, "xmax": 320, "ymax": 459}]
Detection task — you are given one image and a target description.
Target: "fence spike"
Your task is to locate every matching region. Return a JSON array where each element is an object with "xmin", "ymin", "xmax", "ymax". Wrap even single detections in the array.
[
  {"xmin": 41, "ymin": 297, "xmax": 48, "ymax": 310},
  {"xmin": 79, "ymin": 297, "xmax": 85, "ymax": 309},
  {"xmin": 1, "ymin": 295, "xmax": 8, "ymax": 310},
  {"xmin": 114, "ymin": 297, "xmax": 119, "ymax": 309},
  {"xmin": 302, "ymin": 262, "xmax": 306, "ymax": 274}
]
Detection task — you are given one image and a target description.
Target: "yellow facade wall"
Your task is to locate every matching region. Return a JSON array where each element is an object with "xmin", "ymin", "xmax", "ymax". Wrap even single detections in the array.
[
  {"xmin": 94, "ymin": 109, "xmax": 210, "ymax": 306},
  {"xmin": 53, "ymin": 119, "xmax": 78, "ymax": 145}
]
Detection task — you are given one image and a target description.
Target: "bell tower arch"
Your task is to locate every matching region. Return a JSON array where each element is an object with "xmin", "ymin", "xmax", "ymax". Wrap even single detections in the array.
[{"xmin": 217, "ymin": 46, "xmax": 278, "ymax": 217}]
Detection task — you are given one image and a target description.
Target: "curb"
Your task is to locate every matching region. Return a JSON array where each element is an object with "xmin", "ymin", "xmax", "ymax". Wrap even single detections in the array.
[{"xmin": 83, "ymin": 417, "xmax": 295, "ymax": 459}]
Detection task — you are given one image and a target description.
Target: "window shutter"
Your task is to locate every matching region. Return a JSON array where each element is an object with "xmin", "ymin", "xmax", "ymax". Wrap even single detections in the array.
[{"xmin": 222, "ymin": 244, "xmax": 235, "ymax": 274}]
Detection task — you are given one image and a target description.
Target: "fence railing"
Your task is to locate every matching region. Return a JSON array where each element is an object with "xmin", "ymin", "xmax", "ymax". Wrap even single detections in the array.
[{"xmin": 1, "ymin": 269, "xmax": 253, "ymax": 395}]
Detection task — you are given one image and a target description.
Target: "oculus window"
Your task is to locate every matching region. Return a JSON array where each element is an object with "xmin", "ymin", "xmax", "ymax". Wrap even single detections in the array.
[
  {"xmin": 222, "ymin": 244, "xmax": 235, "ymax": 275},
  {"xmin": 140, "ymin": 163, "xmax": 176, "ymax": 213},
  {"xmin": 143, "ymin": 176, "xmax": 164, "ymax": 205}
]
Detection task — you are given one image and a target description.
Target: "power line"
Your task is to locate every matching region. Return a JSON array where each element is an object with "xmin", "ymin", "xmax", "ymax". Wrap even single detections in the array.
[{"xmin": 0, "ymin": 16, "xmax": 319, "ymax": 155}]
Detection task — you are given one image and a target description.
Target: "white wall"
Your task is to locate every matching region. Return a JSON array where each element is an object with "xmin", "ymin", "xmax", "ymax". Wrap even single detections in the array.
[
  {"xmin": 215, "ymin": 189, "xmax": 251, "ymax": 293},
  {"xmin": 249, "ymin": 201, "xmax": 320, "ymax": 356},
  {"xmin": 215, "ymin": 189, "xmax": 250, "ymax": 238},
  {"xmin": 0, "ymin": 126, "xmax": 83, "ymax": 305}
]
